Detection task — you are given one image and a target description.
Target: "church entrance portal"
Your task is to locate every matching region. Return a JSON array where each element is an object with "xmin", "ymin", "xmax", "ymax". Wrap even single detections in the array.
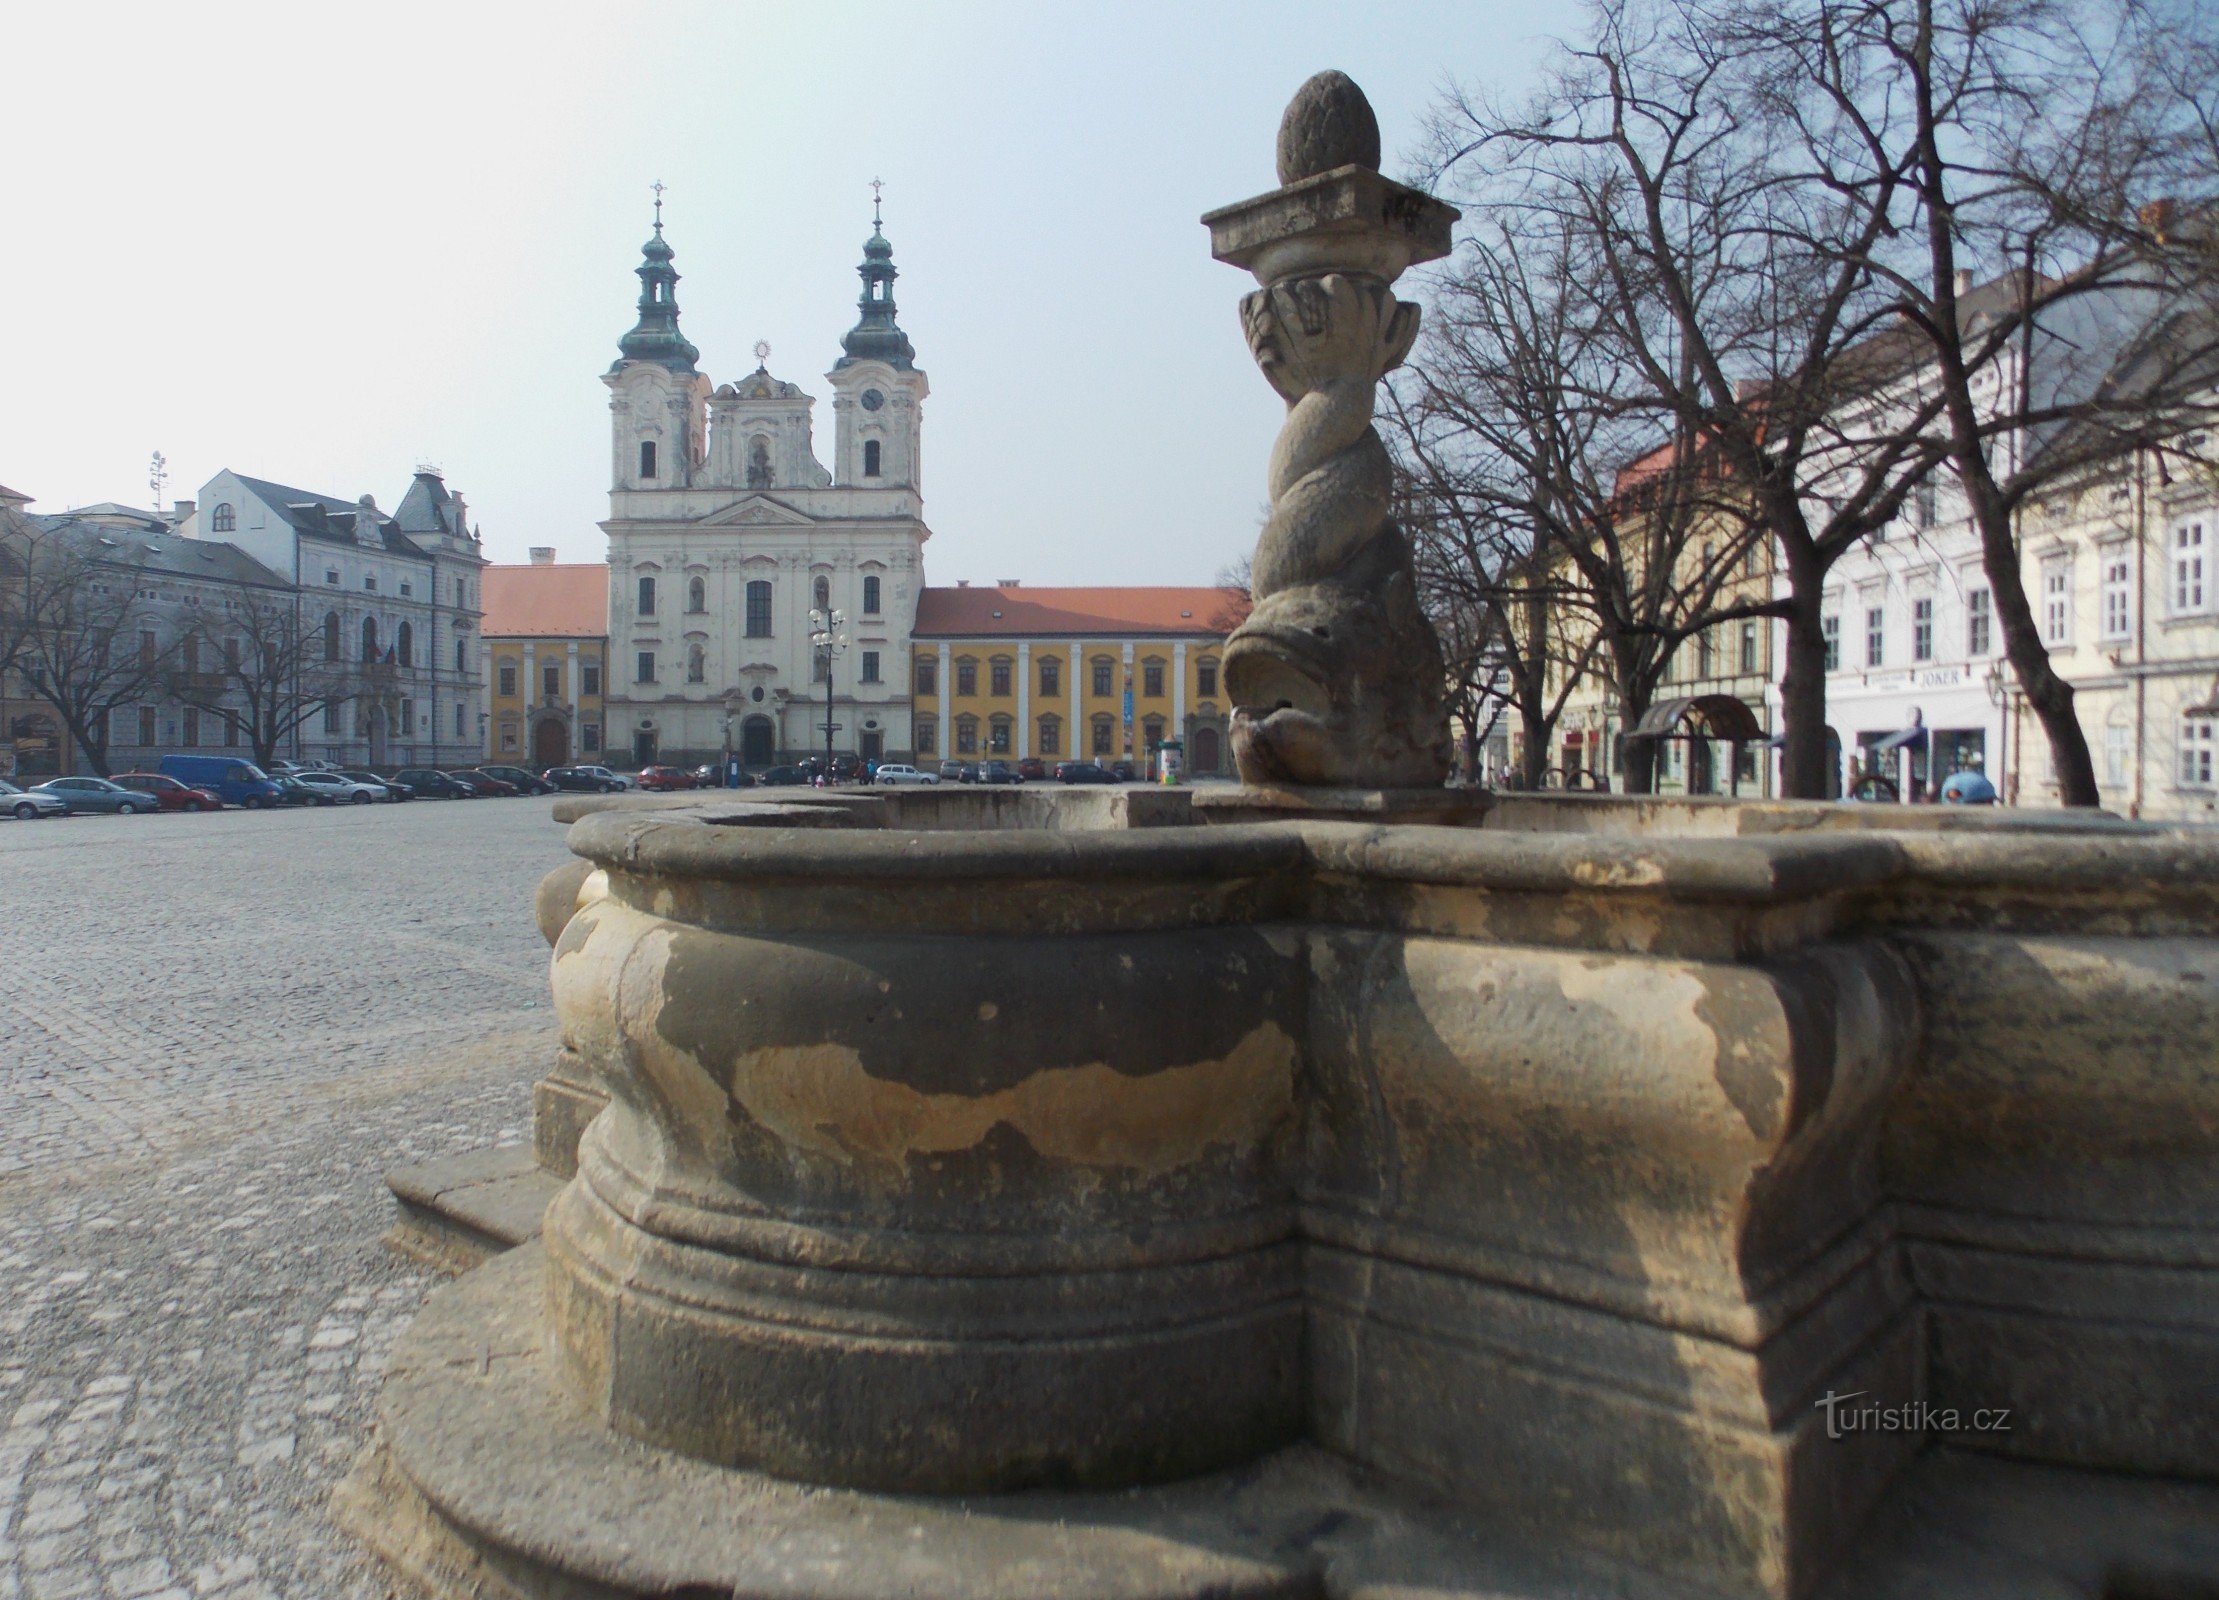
[
  {"xmin": 533, "ymin": 718, "xmax": 569, "ymax": 769},
  {"xmin": 633, "ymin": 729, "xmax": 659, "ymax": 768},
  {"xmin": 741, "ymin": 716, "xmax": 775, "ymax": 770}
]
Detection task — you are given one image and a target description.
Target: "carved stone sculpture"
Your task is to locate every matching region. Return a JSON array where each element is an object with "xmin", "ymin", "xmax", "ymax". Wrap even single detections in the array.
[{"xmin": 1204, "ymin": 72, "xmax": 1459, "ymax": 788}]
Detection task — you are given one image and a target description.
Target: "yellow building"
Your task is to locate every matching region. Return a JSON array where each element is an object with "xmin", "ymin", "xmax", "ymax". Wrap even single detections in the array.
[
  {"xmin": 482, "ymin": 552, "xmax": 609, "ymax": 769},
  {"xmin": 910, "ymin": 585, "xmax": 1241, "ymax": 774}
]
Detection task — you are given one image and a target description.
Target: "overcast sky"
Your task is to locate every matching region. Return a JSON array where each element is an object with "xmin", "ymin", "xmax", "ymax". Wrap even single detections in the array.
[{"xmin": 0, "ymin": 2, "xmax": 1557, "ymax": 585}]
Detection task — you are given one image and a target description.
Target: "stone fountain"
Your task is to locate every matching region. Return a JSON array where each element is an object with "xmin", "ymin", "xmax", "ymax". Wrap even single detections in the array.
[{"xmin": 340, "ymin": 73, "xmax": 2219, "ymax": 1600}]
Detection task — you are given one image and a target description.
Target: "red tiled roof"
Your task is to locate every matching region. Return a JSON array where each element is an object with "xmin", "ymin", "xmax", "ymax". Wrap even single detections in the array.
[
  {"xmin": 913, "ymin": 586, "xmax": 1245, "ymax": 638},
  {"xmin": 483, "ymin": 563, "xmax": 607, "ymax": 638}
]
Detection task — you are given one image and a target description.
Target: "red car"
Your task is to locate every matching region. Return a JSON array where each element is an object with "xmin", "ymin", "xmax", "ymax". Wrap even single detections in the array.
[
  {"xmin": 112, "ymin": 772, "xmax": 224, "ymax": 811},
  {"xmin": 637, "ymin": 765, "xmax": 699, "ymax": 792}
]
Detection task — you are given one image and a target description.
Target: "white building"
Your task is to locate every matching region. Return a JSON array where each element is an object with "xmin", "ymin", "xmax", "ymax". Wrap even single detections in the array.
[
  {"xmin": 599, "ymin": 206, "xmax": 929, "ymax": 770},
  {"xmin": 183, "ymin": 467, "xmax": 487, "ymax": 766}
]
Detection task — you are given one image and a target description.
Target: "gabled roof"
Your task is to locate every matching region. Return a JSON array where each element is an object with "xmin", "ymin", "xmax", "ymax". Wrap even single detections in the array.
[
  {"xmin": 36, "ymin": 517, "xmax": 292, "ymax": 589},
  {"xmin": 225, "ymin": 471, "xmax": 427, "ymax": 556},
  {"xmin": 913, "ymin": 586, "xmax": 1246, "ymax": 639},
  {"xmin": 483, "ymin": 563, "xmax": 608, "ymax": 639}
]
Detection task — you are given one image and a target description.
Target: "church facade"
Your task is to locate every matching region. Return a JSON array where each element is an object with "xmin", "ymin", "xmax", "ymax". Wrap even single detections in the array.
[{"xmin": 599, "ymin": 206, "xmax": 929, "ymax": 770}]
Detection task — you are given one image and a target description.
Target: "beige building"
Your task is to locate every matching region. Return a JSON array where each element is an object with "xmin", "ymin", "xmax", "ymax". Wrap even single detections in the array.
[{"xmin": 482, "ymin": 551, "xmax": 609, "ymax": 768}]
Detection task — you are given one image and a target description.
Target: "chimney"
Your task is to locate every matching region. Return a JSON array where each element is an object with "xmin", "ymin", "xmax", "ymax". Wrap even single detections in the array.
[
  {"xmin": 173, "ymin": 499, "xmax": 195, "ymax": 518},
  {"xmin": 997, "ymin": 578, "xmax": 1022, "ymax": 588},
  {"xmin": 529, "ymin": 547, "xmax": 556, "ymax": 565}
]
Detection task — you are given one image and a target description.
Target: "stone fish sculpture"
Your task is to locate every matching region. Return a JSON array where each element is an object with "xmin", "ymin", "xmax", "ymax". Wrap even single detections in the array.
[{"xmin": 1206, "ymin": 71, "xmax": 1458, "ymax": 788}]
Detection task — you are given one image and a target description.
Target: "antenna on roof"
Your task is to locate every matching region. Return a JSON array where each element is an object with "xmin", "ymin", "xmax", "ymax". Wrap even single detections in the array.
[
  {"xmin": 415, "ymin": 461, "xmax": 442, "ymax": 478},
  {"xmin": 148, "ymin": 450, "xmax": 167, "ymax": 512}
]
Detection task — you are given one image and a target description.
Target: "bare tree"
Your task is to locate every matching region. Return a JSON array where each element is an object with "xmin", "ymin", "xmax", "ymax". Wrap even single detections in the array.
[
  {"xmin": 1431, "ymin": 1, "xmax": 1952, "ymax": 797},
  {"xmin": 11, "ymin": 524, "xmax": 171, "ymax": 776},
  {"xmin": 167, "ymin": 596, "xmax": 355, "ymax": 771},
  {"xmin": 1391, "ymin": 201, "xmax": 1778, "ymax": 793},
  {"xmin": 1734, "ymin": 0, "xmax": 2219, "ymax": 804}
]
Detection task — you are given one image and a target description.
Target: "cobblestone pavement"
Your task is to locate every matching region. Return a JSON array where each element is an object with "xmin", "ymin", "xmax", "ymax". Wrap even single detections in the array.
[{"xmin": 0, "ymin": 800, "xmax": 572, "ymax": 1599}]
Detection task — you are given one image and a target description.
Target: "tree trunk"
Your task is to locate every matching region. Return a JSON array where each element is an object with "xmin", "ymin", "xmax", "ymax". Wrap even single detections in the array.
[
  {"xmin": 1617, "ymin": 667, "xmax": 1657, "ymax": 795},
  {"xmin": 1519, "ymin": 700, "xmax": 1552, "ymax": 788},
  {"xmin": 1974, "ymin": 505, "xmax": 2100, "ymax": 806},
  {"xmin": 1777, "ymin": 549, "xmax": 1832, "ymax": 800}
]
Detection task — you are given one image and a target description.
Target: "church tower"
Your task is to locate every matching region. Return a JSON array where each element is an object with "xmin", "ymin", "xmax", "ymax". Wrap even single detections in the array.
[
  {"xmin": 827, "ymin": 199, "xmax": 929, "ymax": 490},
  {"xmin": 605, "ymin": 197, "xmax": 711, "ymax": 492}
]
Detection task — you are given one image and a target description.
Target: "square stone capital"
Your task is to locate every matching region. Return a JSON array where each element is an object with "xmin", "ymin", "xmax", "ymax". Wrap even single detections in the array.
[{"xmin": 1203, "ymin": 165, "xmax": 1459, "ymax": 284}]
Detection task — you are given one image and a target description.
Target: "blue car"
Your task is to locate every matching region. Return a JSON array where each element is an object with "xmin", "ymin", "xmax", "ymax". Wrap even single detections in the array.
[{"xmin": 34, "ymin": 777, "xmax": 156, "ymax": 815}]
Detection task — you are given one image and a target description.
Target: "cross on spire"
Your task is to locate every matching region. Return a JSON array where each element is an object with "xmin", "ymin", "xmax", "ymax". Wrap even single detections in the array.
[
  {"xmin": 869, "ymin": 177, "xmax": 884, "ymax": 229},
  {"xmin": 651, "ymin": 179, "xmax": 666, "ymax": 233}
]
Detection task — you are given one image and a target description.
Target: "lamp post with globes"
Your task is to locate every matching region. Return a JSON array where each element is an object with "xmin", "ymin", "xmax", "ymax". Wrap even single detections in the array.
[{"xmin": 810, "ymin": 607, "xmax": 847, "ymax": 782}]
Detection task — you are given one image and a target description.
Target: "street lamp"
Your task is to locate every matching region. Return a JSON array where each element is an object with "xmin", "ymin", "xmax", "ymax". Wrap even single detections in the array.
[{"xmin": 810, "ymin": 607, "xmax": 847, "ymax": 781}]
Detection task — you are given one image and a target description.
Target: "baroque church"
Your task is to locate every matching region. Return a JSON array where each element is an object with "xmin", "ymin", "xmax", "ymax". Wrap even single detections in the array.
[{"xmin": 600, "ymin": 202, "xmax": 929, "ymax": 770}]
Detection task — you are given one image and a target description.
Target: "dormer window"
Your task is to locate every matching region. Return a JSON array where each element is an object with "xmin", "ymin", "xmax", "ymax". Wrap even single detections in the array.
[
  {"xmin": 639, "ymin": 440, "xmax": 658, "ymax": 479},
  {"xmin": 863, "ymin": 439, "xmax": 882, "ymax": 478}
]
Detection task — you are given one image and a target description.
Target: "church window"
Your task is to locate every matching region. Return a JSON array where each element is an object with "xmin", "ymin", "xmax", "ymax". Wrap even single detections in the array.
[
  {"xmin": 1142, "ymin": 659, "xmax": 1165, "ymax": 697},
  {"xmin": 863, "ymin": 440, "xmax": 882, "ymax": 478},
  {"xmin": 748, "ymin": 436, "xmax": 773, "ymax": 489},
  {"xmin": 915, "ymin": 656, "xmax": 937, "ymax": 695},
  {"xmin": 861, "ymin": 650, "xmax": 881, "ymax": 683},
  {"xmin": 687, "ymin": 644, "xmax": 706, "ymax": 684},
  {"xmin": 361, "ymin": 617, "xmax": 379, "ymax": 662},
  {"xmin": 455, "ymin": 638, "xmax": 467, "ymax": 672},
  {"xmin": 745, "ymin": 581, "xmax": 773, "ymax": 636},
  {"xmin": 1091, "ymin": 715, "xmax": 1115, "ymax": 756},
  {"xmin": 499, "ymin": 663, "xmax": 517, "ymax": 697},
  {"xmin": 687, "ymin": 576, "xmax": 706, "ymax": 613},
  {"xmin": 1039, "ymin": 714, "xmax": 1061, "ymax": 754},
  {"xmin": 956, "ymin": 657, "xmax": 977, "ymax": 697},
  {"xmin": 1196, "ymin": 658, "xmax": 1218, "ymax": 697},
  {"xmin": 916, "ymin": 720, "xmax": 937, "ymax": 755},
  {"xmin": 990, "ymin": 657, "xmax": 1012, "ymax": 696},
  {"xmin": 863, "ymin": 575, "xmax": 881, "ymax": 615},
  {"xmin": 396, "ymin": 621, "xmax": 414, "ymax": 668},
  {"xmin": 1039, "ymin": 657, "xmax": 1059, "ymax": 696},
  {"xmin": 955, "ymin": 715, "xmax": 978, "ymax": 754},
  {"xmin": 211, "ymin": 503, "xmax": 236, "ymax": 532},
  {"xmin": 636, "ymin": 650, "xmax": 657, "ymax": 683},
  {"xmin": 639, "ymin": 441, "xmax": 658, "ymax": 480},
  {"xmin": 813, "ymin": 575, "xmax": 831, "ymax": 614},
  {"xmin": 989, "ymin": 715, "xmax": 1012, "ymax": 754},
  {"xmin": 1091, "ymin": 656, "xmax": 1114, "ymax": 697},
  {"xmin": 637, "ymin": 576, "xmax": 656, "ymax": 617}
]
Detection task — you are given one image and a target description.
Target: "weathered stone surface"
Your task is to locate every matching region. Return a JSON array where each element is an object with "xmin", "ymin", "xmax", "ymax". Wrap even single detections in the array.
[{"xmin": 1276, "ymin": 69, "xmax": 1381, "ymax": 183}]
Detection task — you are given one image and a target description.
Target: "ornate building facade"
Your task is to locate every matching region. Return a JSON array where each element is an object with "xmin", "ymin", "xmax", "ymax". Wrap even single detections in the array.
[{"xmin": 599, "ymin": 206, "xmax": 929, "ymax": 770}]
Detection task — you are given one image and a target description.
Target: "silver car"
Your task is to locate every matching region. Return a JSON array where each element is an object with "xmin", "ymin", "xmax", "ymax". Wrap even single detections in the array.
[
  {"xmin": 0, "ymin": 779, "xmax": 69, "ymax": 820},
  {"xmin": 291, "ymin": 771, "xmax": 386, "ymax": 805},
  {"xmin": 871, "ymin": 763, "xmax": 940, "ymax": 786}
]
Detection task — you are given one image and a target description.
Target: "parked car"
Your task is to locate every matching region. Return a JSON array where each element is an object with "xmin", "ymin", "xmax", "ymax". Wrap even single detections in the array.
[
  {"xmin": 161, "ymin": 755, "xmax": 284, "ymax": 809},
  {"xmin": 1054, "ymin": 761, "xmax": 1119, "ymax": 784},
  {"xmin": 291, "ymin": 771, "xmax": 385, "ymax": 805},
  {"xmin": 452, "ymin": 768, "xmax": 520, "ymax": 797},
  {"xmin": 1109, "ymin": 760, "xmax": 1138, "ymax": 782},
  {"xmin": 0, "ymin": 779, "xmax": 69, "ymax": 820},
  {"xmin": 1016, "ymin": 757, "xmax": 1049, "ymax": 782},
  {"xmin": 394, "ymin": 767, "xmax": 478, "ymax": 799},
  {"xmin": 34, "ymin": 776, "xmax": 156, "ymax": 814},
  {"xmin": 638, "ymin": 764, "xmax": 699, "ymax": 792},
  {"xmin": 544, "ymin": 765, "xmax": 633, "ymax": 794},
  {"xmin": 113, "ymin": 772, "xmax": 224, "ymax": 812},
  {"xmin": 269, "ymin": 774, "xmax": 325, "ymax": 806},
  {"xmin": 976, "ymin": 761, "xmax": 1021, "ymax": 786},
  {"xmin": 938, "ymin": 760, "xmax": 980, "ymax": 784},
  {"xmin": 340, "ymin": 768, "xmax": 412, "ymax": 801},
  {"xmin": 755, "ymin": 764, "xmax": 810, "ymax": 787},
  {"xmin": 477, "ymin": 764, "xmax": 557, "ymax": 796},
  {"xmin": 872, "ymin": 763, "xmax": 938, "ymax": 786}
]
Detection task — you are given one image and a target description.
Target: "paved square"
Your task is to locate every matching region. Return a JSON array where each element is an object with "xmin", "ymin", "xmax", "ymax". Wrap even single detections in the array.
[{"xmin": 0, "ymin": 799, "xmax": 572, "ymax": 1600}]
